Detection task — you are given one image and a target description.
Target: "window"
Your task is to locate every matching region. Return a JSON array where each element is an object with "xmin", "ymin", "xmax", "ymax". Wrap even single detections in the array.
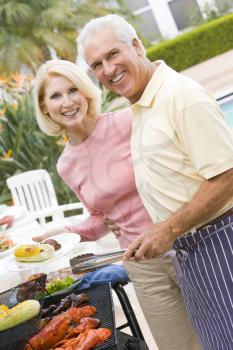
[
  {"xmin": 215, "ymin": 0, "xmax": 233, "ymax": 12},
  {"xmin": 168, "ymin": 0, "xmax": 202, "ymax": 30},
  {"xmin": 125, "ymin": 0, "xmax": 149, "ymax": 12},
  {"xmin": 136, "ymin": 9, "xmax": 161, "ymax": 42}
]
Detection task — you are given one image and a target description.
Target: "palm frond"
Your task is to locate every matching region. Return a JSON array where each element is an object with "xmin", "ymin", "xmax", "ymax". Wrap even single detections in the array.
[
  {"xmin": 34, "ymin": 29, "xmax": 76, "ymax": 61},
  {"xmin": 0, "ymin": 2, "xmax": 32, "ymax": 26},
  {"xmin": 0, "ymin": 32, "xmax": 43, "ymax": 75}
]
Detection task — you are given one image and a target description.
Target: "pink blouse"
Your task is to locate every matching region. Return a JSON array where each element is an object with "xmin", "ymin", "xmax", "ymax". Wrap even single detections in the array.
[{"xmin": 57, "ymin": 108, "xmax": 152, "ymax": 248}]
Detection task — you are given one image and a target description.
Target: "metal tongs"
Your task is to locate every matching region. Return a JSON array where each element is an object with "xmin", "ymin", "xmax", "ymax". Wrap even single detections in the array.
[{"xmin": 70, "ymin": 249, "xmax": 127, "ymax": 274}]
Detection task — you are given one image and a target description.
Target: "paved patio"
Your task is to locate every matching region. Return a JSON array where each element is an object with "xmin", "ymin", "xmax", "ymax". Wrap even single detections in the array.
[{"xmin": 182, "ymin": 49, "xmax": 233, "ymax": 98}]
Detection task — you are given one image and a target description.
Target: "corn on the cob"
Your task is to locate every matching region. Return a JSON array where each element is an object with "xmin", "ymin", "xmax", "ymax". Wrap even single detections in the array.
[
  {"xmin": 14, "ymin": 243, "xmax": 55, "ymax": 262},
  {"xmin": 0, "ymin": 305, "xmax": 9, "ymax": 319},
  {"xmin": 0, "ymin": 300, "xmax": 40, "ymax": 331},
  {"xmin": 14, "ymin": 245, "xmax": 42, "ymax": 258}
]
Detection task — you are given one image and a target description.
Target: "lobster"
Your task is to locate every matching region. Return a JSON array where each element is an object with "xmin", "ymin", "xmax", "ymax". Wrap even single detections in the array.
[
  {"xmin": 24, "ymin": 306, "xmax": 97, "ymax": 350},
  {"xmin": 64, "ymin": 317, "xmax": 100, "ymax": 339},
  {"xmin": 53, "ymin": 328, "xmax": 112, "ymax": 350}
]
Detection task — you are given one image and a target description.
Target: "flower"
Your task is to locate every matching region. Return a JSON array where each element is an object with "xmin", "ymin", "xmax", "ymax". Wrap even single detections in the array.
[
  {"xmin": 10, "ymin": 73, "xmax": 25, "ymax": 90},
  {"xmin": 57, "ymin": 134, "xmax": 69, "ymax": 146},
  {"xmin": 11, "ymin": 102, "xmax": 18, "ymax": 111},
  {"xmin": 0, "ymin": 77, "xmax": 10, "ymax": 87},
  {"xmin": 0, "ymin": 107, "xmax": 6, "ymax": 117},
  {"xmin": 2, "ymin": 149, "xmax": 13, "ymax": 160}
]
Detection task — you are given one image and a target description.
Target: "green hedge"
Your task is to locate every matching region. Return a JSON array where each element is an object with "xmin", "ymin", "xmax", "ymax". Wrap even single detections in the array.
[{"xmin": 147, "ymin": 13, "xmax": 233, "ymax": 71}]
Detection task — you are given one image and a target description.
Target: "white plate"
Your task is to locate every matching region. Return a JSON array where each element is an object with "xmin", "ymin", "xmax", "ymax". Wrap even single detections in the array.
[
  {"xmin": 0, "ymin": 206, "xmax": 27, "ymax": 220},
  {"xmin": 45, "ymin": 279, "xmax": 82, "ymax": 297},
  {"xmin": 0, "ymin": 243, "xmax": 17, "ymax": 258},
  {"xmin": 4, "ymin": 233, "xmax": 81, "ymax": 272}
]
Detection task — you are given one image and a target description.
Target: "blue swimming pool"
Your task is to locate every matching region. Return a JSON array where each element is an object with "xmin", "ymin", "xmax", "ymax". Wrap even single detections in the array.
[{"xmin": 218, "ymin": 92, "xmax": 233, "ymax": 127}]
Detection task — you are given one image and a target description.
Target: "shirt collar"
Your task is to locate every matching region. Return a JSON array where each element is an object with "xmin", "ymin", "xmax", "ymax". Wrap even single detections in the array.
[{"xmin": 132, "ymin": 60, "xmax": 174, "ymax": 108}]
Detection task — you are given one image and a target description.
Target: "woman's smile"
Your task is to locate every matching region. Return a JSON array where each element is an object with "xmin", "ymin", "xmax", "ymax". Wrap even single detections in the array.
[{"xmin": 62, "ymin": 108, "xmax": 80, "ymax": 118}]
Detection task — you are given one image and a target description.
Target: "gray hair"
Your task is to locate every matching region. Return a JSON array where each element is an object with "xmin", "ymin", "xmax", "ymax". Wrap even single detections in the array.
[
  {"xmin": 78, "ymin": 14, "xmax": 146, "ymax": 62},
  {"xmin": 33, "ymin": 59, "xmax": 101, "ymax": 136}
]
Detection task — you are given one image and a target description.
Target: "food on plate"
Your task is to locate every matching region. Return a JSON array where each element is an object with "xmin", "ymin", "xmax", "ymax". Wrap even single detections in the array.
[
  {"xmin": 42, "ymin": 238, "xmax": 61, "ymax": 251},
  {"xmin": 0, "ymin": 238, "xmax": 13, "ymax": 252},
  {"xmin": 24, "ymin": 305, "xmax": 97, "ymax": 350},
  {"xmin": 28, "ymin": 272, "xmax": 45, "ymax": 281},
  {"xmin": 14, "ymin": 243, "xmax": 55, "ymax": 262},
  {"xmin": 46, "ymin": 276, "xmax": 74, "ymax": 295},
  {"xmin": 27, "ymin": 269, "xmax": 83, "ymax": 296},
  {"xmin": 0, "ymin": 299, "xmax": 40, "ymax": 332}
]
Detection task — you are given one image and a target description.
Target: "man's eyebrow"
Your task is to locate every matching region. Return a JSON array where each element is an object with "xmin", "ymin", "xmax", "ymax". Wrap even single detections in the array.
[
  {"xmin": 90, "ymin": 48, "xmax": 118, "ymax": 68},
  {"xmin": 90, "ymin": 59, "xmax": 101, "ymax": 69}
]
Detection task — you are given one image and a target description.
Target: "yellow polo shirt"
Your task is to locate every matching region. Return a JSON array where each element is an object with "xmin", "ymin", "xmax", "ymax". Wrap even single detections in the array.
[{"xmin": 131, "ymin": 61, "xmax": 233, "ymax": 226}]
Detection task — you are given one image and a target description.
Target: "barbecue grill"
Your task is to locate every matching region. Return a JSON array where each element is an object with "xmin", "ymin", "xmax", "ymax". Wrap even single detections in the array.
[
  {"xmin": 42, "ymin": 283, "xmax": 116, "ymax": 349},
  {"xmin": 43, "ymin": 282, "xmax": 149, "ymax": 349},
  {"xmin": 0, "ymin": 281, "xmax": 149, "ymax": 350},
  {"xmin": 0, "ymin": 274, "xmax": 47, "ymax": 350}
]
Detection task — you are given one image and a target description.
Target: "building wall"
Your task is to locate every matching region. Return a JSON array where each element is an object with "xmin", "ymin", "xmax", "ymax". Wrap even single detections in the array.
[{"xmin": 125, "ymin": 0, "xmax": 233, "ymax": 41}]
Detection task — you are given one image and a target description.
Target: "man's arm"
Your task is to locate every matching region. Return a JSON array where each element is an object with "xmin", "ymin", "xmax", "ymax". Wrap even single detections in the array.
[{"xmin": 124, "ymin": 167, "xmax": 233, "ymax": 260}]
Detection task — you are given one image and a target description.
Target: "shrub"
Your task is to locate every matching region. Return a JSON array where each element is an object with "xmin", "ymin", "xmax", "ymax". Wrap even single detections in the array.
[
  {"xmin": 0, "ymin": 76, "xmax": 77, "ymax": 205},
  {"xmin": 147, "ymin": 13, "xmax": 233, "ymax": 71}
]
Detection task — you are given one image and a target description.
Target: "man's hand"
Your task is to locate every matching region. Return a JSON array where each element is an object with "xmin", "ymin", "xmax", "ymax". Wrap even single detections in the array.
[
  {"xmin": 103, "ymin": 216, "xmax": 121, "ymax": 238},
  {"xmin": 123, "ymin": 221, "xmax": 175, "ymax": 261}
]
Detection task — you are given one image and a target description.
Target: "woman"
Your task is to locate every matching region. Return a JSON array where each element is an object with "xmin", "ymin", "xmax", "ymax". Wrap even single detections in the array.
[
  {"xmin": 33, "ymin": 59, "xmax": 151, "ymax": 248},
  {"xmin": 33, "ymin": 60, "xmax": 200, "ymax": 349}
]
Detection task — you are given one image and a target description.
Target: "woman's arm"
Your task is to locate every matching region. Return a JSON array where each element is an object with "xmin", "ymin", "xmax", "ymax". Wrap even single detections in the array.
[
  {"xmin": 33, "ymin": 213, "xmax": 110, "ymax": 242},
  {"xmin": 33, "ymin": 226, "xmax": 70, "ymax": 242},
  {"xmin": 67, "ymin": 213, "xmax": 110, "ymax": 241}
]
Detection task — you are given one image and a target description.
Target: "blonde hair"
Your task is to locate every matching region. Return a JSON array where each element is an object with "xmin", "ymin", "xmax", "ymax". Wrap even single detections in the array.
[{"xmin": 33, "ymin": 59, "xmax": 102, "ymax": 136}]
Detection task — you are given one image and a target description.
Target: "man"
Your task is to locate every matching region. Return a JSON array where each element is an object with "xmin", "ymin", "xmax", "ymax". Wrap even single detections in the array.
[{"xmin": 78, "ymin": 15, "xmax": 233, "ymax": 350}]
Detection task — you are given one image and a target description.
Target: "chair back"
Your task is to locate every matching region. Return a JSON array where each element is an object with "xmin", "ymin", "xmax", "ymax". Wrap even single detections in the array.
[{"xmin": 6, "ymin": 169, "xmax": 63, "ymax": 225}]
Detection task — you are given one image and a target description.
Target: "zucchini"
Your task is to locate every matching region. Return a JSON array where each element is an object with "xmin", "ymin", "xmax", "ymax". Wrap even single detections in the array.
[{"xmin": 0, "ymin": 299, "xmax": 40, "ymax": 331}]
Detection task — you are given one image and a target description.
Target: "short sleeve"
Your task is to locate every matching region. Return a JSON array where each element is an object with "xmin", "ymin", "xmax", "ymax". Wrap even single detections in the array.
[{"xmin": 177, "ymin": 101, "xmax": 233, "ymax": 179}]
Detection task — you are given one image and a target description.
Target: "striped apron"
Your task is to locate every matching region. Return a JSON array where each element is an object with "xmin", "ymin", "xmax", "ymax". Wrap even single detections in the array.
[{"xmin": 172, "ymin": 214, "xmax": 233, "ymax": 350}]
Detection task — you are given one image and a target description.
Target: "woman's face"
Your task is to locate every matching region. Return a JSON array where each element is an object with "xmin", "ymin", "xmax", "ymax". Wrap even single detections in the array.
[{"xmin": 43, "ymin": 75, "xmax": 88, "ymax": 130}]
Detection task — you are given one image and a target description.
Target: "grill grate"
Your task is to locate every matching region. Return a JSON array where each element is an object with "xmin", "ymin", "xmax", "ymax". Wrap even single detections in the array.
[
  {"xmin": 43, "ymin": 283, "xmax": 117, "ymax": 349},
  {"xmin": 0, "ymin": 274, "xmax": 47, "ymax": 350}
]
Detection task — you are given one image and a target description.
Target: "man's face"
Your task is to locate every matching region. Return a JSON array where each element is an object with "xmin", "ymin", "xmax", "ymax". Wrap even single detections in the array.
[{"xmin": 84, "ymin": 28, "xmax": 146, "ymax": 103}]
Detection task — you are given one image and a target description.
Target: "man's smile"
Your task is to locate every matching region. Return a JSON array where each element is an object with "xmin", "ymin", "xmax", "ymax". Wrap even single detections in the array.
[{"xmin": 110, "ymin": 71, "xmax": 126, "ymax": 84}]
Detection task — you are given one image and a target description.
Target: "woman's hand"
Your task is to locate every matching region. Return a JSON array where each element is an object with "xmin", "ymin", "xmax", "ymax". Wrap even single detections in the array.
[
  {"xmin": 103, "ymin": 216, "xmax": 121, "ymax": 238},
  {"xmin": 0, "ymin": 215, "xmax": 14, "ymax": 228},
  {"xmin": 32, "ymin": 227, "xmax": 69, "ymax": 242}
]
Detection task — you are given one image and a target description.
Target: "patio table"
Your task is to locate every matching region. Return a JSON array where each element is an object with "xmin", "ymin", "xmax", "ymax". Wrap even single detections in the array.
[
  {"xmin": 0, "ymin": 209, "xmax": 150, "ymax": 349},
  {"xmin": 0, "ymin": 206, "xmax": 120, "ymax": 292}
]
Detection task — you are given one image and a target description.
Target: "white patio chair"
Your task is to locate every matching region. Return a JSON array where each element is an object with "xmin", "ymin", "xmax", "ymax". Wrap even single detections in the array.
[{"xmin": 6, "ymin": 169, "xmax": 89, "ymax": 228}]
